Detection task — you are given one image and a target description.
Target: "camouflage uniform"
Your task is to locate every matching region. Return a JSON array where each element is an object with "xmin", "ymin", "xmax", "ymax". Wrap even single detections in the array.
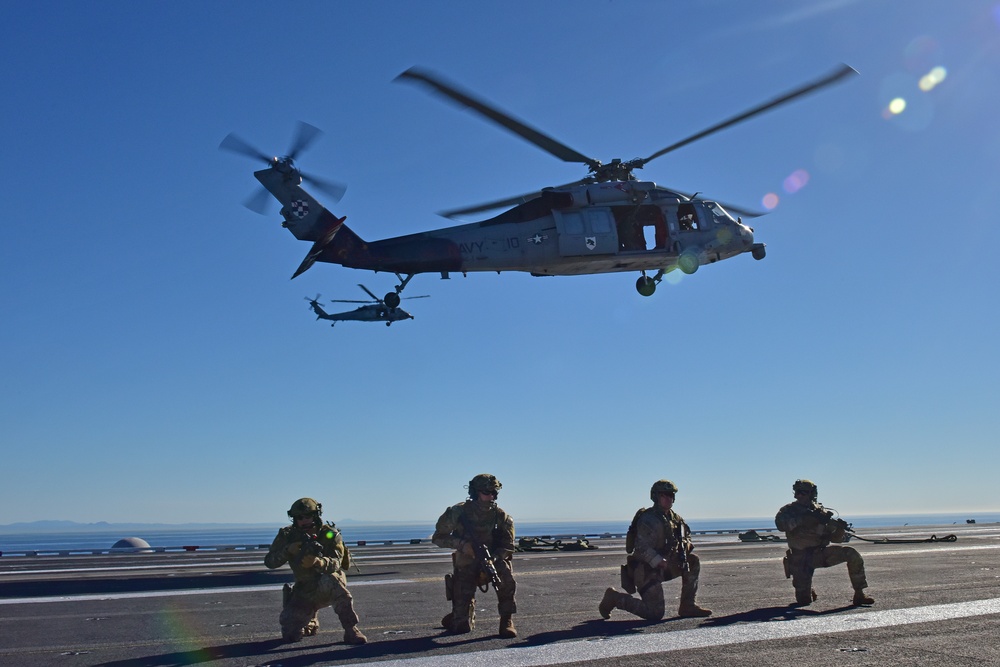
[
  {"xmin": 774, "ymin": 479, "xmax": 873, "ymax": 606},
  {"xmin": 432, "ymin": 474, "xmax": 517, "ymax": 637},
  {"xmin": 600, "ymin": 480, "xmax": 711, "ymax": 621},
  {"xmin": 264, "ymin": 499, "xmax": 366, "ymax": 643}
]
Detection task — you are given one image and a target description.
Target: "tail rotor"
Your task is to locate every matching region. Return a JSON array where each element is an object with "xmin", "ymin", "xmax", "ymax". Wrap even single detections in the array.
[{"xmin": 220, "ymin": 121, "xmax": 347, "ymax": 214}]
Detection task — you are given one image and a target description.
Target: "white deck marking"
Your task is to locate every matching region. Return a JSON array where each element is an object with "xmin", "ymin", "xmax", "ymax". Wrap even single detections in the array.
[{"xmin": 355, "ymin": 597, "xmax": 1000, "ymax": 667}]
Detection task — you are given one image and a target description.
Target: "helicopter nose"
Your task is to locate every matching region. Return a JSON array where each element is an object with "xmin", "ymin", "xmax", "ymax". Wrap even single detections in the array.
[{"xmin": 740, "ymin": 222, "xmax": 754, "ymax": 246}]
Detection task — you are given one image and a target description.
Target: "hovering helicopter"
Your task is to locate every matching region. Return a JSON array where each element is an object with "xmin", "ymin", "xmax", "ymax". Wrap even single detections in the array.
[
  {"xmin": 305, "ymin": 285, "xmax": 429, "ymax": 327},
  {"xmin": 221, "ymin": 64, "xmax": 857, "ymax": 303}
]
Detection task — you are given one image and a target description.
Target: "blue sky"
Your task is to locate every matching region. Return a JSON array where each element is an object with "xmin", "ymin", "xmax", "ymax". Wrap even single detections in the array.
[{"xmin": 2, "ymin": 1, "xmax": 998, "ymax": 526}]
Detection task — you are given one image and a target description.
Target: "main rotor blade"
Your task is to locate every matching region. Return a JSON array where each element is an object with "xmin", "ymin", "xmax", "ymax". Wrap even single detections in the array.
[
  {"xmin": 288, "ymin": 121, "xmax": 323, "ymax": 161},
  {"xmin": 439, "ymin": 191, "xmax": 542, "ymax": 219},
  {"xmin": 402, "ymin": 295, "xmax": 431, "ymax": 300},
  {"xmin": 666, "ymin": 188, "xmax": 766, "ymax": 219},
  {"xmin": 396, "ymin": 67, "xmax": 599, "ymax": 168},
  {"xmin": 330, "ymin": 299, "xmax": 374, "ymax": 304},
  {"xmin": 439, "ymin": 179, "xmax": 590, "ymax": 219},
  {"xmin": 219, "ymin": 133, "xmax": 272, "ymax": 164},
  {"xmin": 640, "ymin": 64, "xmax": 859, "ymax": 166},
  {"xmin": 357, "ymin": 284, "xmax": 381, "ymax": 301}
]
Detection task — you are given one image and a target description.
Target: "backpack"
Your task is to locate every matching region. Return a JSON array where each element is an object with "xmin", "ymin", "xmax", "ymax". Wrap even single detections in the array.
[{"xmin": 625, "ymin": 507, "xmax": 648, "ymax": 554}]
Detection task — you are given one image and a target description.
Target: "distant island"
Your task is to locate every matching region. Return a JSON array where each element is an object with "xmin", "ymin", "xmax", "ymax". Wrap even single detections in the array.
[
  {"xmin": 0, "ymin": 518, "xmax": 423, "ymax": 533},
  {"xmin": 0, "ymin": 520, "xmax": 279, "ymax": 534}
]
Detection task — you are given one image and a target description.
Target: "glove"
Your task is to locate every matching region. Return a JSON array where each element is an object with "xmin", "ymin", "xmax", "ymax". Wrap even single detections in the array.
[
  {"xmin": 320, "ymin": 556, "xmax": 342, "ymax": 573},
  {"xmin": 300, "ymin": 538, "xmax": 323, "ymax": 568}
]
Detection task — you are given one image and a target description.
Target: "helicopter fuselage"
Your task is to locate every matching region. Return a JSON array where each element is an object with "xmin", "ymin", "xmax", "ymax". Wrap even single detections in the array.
[
  {"xmin": 258, "ymin": 168, "xmax": 763, "ymax": 282},
  {"xmin": 325, "ymin": 303, "xmax": 414, "ymax": 324},
  {"xmin": 307, "ymin": 296, "xmax": 414, "ymax": 326}
]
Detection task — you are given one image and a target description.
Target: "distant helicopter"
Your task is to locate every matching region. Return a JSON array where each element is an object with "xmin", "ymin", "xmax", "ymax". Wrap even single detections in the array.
[
  {"xmin": 221, "ymin": 64, "xmax": 857, "ymax": 302},
  {"xmin": 305, "ymin": 285, "xmax": 429, "ymax": 327}
]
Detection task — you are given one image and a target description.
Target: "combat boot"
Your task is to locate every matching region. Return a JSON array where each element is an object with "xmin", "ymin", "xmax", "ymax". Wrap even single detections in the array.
[
  {"xmin": 498, "ymin": 615, "xmax": 517, "ymax": 638},
  {"xmin": 852, "ymin": 589, "xmax": 875, "ymax": 606},
  {"xmin": 599, "ymin": 587, "xmax": 619, "ymax": 619},
  {"xmin": 343, "ymin": 625, "xmax": 368, "ymax": 645},
  {"xmin": 793, "ymin": 588, "xmax": 817, "ymax": 606},
  {"xmin": 446, "ymin": 605, "xmax": 474, "ymax": 633},
  {"xmin": 678, "ymin": 602, "xmax": 712, "ymax": 618},
  {"xmin": 281, "ymin": 628, "xmax": 304, "ymax": 643}
]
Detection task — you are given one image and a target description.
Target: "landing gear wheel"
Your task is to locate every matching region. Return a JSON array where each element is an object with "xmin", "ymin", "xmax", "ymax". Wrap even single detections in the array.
[
  {"xmin": 384, "ymin": 292, "xmax": 401, "ymax": 309},
  {"xmin": 752, "ymin": 245, "xmax": 766, "ymax": 260},
  {"xmin": 636, "ymin": 276, "xmax": 656, "ymax": 297}
]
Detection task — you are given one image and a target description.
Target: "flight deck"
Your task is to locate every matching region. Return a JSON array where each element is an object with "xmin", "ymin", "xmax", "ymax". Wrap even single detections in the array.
[{"xmin": 2, "ymin": 523, "xmax": 999, "ymax": 666}]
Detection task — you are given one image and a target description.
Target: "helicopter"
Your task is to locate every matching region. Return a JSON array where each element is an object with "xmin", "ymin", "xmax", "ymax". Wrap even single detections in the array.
[
  {"xmin": 305, "ymin": 285, "xmax": 429, "ymax": 327},
  {"xmin": 221, "ymin": 64, "xmax": 857, "ymax": 304}
]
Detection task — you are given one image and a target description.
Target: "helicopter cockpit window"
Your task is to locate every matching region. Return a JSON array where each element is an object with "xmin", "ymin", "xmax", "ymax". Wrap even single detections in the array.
[
  {"xmin": 678, "ymin": 203, "xmax": 699, "ymax": 232},
  {"xmin": 704, "ymin": 202, "xmax": 735, "ymax": 225}
]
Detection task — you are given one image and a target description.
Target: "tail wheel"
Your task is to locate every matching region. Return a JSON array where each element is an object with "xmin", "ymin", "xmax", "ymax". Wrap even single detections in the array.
[{"xmin": 636, "ymin": 276, "xmax": 656, "ymax": 297}]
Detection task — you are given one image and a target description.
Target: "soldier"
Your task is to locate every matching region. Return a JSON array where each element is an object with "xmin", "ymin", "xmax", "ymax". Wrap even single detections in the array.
[
  {"xmin": 264, "ymin": 498, "xmax": 368, "ymax": 644},
  {"xmin": 774, "ymin": 479, "xmax": 875, "ymax": 607},
  {"xmin": 599, "ymin": 479, "xmax": 712, "ymax": 621},
  {"xmin": 432, "ymin": 473, "xmax": 517, "ymax": 638}
]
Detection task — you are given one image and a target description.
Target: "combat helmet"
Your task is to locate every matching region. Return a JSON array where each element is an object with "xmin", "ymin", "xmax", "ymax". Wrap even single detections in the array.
[
  {"xmin": 288, "ymin": 497, "xmax": 323, "ymax": 520},
  {"xmin": 793, "ymin": 479, "xmax": 818, "ymax": 500},
  {"xmin": 650, "ymin": 479, "xmax": 679, "ymax": 502},
  {"xmin": 468, "ymin": 473, "xmax": 502, "ymax": 499}
]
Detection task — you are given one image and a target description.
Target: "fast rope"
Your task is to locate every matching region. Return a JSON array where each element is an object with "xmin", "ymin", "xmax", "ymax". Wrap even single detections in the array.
[{"xmin": 847, "ymin": 532, "xmax": 957, "ymax": 544}]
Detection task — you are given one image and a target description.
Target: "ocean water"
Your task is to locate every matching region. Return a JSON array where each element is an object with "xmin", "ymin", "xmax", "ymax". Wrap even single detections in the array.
[{"xmin": 1, "ymin": 513, "xmax": 997, "ymax": 554}]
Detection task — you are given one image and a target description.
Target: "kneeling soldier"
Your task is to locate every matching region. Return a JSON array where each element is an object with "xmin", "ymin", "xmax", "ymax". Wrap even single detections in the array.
[
  {"xmin": 433, "ymin": 473, "xmax": 517, "ymax": 638},
  {"xmin": 264, "ymin": 498, "xmax": 368, "ymax": 644},
  {"xmin": 775, "ymin": 479, "xmax": 874, "ymax": 607},
  {"xmin": 600, "ymin": 479, "xmax": 712, "ymax": 621}
]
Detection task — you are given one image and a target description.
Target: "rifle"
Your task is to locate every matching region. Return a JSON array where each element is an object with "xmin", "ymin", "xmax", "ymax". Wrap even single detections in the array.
[
  {"xmin": 458, "ymin": 510, "xmax": 503, "ymax": 591},
  {"xmin": 289, "ymin": 530, "xmax": 324, "ymax": 569},
  {"xmin": 674, "ymin": 523, "xmax": 690, "ymax": 573}
]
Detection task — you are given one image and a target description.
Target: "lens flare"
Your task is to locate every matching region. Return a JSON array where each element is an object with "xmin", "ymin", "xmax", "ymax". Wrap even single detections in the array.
[
  {"xmin": 879, "ymin": 72, "xmax": 935, "ymax": 130},
  {"xmin": 919, "ymin": 66, "xmax": 947, "ymax": 91},
  {"xmin": 762, "ymin": 193, "xmax": 779, "ymax": 210},
  {"xmin": 157, "ymin": 605, "xmax": 214, "ymax": 662},
  {"xmin": 903, "ymin": 36, "xmax": 941, "ymax": 73},
  {"xmin": 882, "ymin": 97, "xmax": 907, "ymax": 119},
  {"xmin": 664, "ymin": 270, "xmax": 684, "ymax": 286},
  {"xmin": 783, "ymin": 169, "xmax": 810, "ymax": 194}
]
